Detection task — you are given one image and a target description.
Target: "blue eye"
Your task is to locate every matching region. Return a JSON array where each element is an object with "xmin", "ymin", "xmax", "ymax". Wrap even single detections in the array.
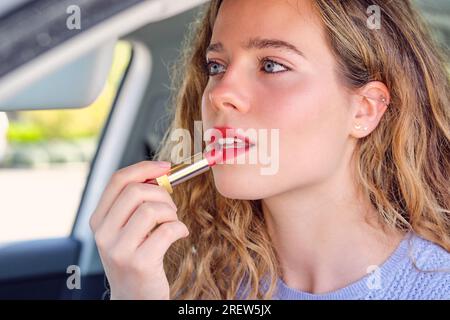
[
  {"xmin": 259, "ymin": 58, "xmax": 290, "ymax": 74},
  {"xmin": 203, "ymin": 58, "xmax": 290, "ymax": 76},
  {"xmin": 203, "ymin": 60, "xmax": 226, "ymax": 76}
]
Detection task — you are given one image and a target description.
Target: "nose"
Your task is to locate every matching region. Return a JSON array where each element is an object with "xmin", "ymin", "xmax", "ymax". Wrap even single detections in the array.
[{"xmin": 207, "ymin": 69, "xmax": 251, "ymax": 114}]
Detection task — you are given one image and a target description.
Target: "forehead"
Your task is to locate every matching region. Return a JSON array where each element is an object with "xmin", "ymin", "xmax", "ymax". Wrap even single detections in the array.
[
  {"xmin": 213, "ymin": 0, "xmax": 318, "ymax": 37},
  {"xmin": 211, "ymin": 0, "xmax": 323, "ymax": 57}
]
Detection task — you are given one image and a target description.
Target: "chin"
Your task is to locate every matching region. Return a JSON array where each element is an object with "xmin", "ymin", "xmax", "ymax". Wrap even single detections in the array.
[{"xmin": 211, "ymin": 165, "xmax": 267, "ymax": 200}]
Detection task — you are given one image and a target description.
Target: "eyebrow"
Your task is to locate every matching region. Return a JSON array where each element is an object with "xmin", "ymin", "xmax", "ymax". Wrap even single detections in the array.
[{"xmin": 206, "ymin": 37, "xmax": 305, "ymax": 58}]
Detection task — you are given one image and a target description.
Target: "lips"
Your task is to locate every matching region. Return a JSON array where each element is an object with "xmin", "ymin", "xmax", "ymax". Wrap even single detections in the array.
[
  {"xmin": 204, "ymin": 126, "xmax": 256, "ymax": 163},
  {"xmin": 205, "ymin": 127, "xmax": 254, "ymax": 150},
  {"xmin": 216, "ymin": 127, "xmax": 254, "ymax": 144}
]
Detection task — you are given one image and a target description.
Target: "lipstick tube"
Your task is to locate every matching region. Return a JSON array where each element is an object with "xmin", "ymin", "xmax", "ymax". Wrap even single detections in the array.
[{"xmin": 146, "ymin": 147, "xmax": 222, "ymax": 194}]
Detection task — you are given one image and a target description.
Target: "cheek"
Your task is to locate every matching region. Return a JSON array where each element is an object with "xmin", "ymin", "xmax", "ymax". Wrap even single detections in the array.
[
  {"xmin": 201, "ymin": 92, "xmax": 209, "ymax": 121},
  {"xmin": 201, "ymin": 91, "xmax": 216, "ymax": 132},
  {"xmin": 261, "ymin": 78, "xmax": 350, "ymax": 186}
]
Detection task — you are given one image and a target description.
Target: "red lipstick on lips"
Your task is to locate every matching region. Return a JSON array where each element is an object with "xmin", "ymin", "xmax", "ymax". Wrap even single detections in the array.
[
  {"xmin": 208, "ymin": 126, "xmax": 255, "ymax": 163},
  {"xmin": 145, "ymin": 126, "xmax": 254, "ymax": 194}
]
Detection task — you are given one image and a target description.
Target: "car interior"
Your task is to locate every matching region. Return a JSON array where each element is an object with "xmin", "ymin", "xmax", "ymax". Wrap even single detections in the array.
[
  {"xmin": 0, "ymin": 0, "xmax": 208, "ymax": 299},
  {"xmin": 0, "ymin": 0, "xmax": 447, "ymax": 299}
]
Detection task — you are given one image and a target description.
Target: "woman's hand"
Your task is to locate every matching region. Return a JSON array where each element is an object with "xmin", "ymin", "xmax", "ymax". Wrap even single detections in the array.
[{"xmin": 89, "ymin": 161, "xmax": 189, "ymax": 300}]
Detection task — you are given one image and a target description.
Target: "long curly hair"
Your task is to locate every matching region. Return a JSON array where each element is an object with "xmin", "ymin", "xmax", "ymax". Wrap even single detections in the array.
[{"xmin": 153, "ymin": 0, "xmax": 450, "ymax": 299}]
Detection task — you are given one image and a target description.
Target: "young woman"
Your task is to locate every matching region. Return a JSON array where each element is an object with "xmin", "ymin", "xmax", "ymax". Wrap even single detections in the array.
[{"xmin": 90, "ymin": 0, "xmax": 450, "ymax": 299}]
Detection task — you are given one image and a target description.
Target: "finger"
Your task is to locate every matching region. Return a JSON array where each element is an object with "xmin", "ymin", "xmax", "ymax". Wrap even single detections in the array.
[
  {"xmin": 137, "ymin": 220, "xmax": 189, "ymax": 258},
  {"xmin": 90, "ymin": 161, "xmax": 171, "ymax": 231},
  {"xmin": 96, "ymin": 183, "xmax": 176, "ymax": 243},
  {"xmin": 115, "ymin": 201, "xmax": 178, "ymax": 252}
]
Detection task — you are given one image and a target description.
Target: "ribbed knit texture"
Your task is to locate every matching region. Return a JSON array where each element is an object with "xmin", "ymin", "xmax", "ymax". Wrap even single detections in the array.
[
  {"xmin": 102, "ymin": 232, "xmax": 449, "ymax": 299},
  {"xmin": 238, "ymin": 232, "xmax": 450, "ymax": 300}
]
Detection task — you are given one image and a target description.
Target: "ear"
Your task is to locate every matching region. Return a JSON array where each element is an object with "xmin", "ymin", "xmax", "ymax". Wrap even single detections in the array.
[{"xmin": 349, "ymin": 81, "xmax": 390, "ymax": 138}]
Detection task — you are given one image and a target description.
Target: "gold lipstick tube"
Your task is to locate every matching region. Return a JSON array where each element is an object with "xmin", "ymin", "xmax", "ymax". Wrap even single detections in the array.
[{"xmin": 148, "ymin": 152, "xmax": 212, "ymax": 194}]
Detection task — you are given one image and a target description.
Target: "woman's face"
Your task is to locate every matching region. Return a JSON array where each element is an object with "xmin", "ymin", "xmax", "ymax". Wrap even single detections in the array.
[{"xmin": 201, "ymin": 0, "xmax": 354, "ymax": 199}]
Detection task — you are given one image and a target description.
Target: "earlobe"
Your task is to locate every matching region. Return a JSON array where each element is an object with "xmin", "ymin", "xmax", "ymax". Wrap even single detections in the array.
[{"xmin": 354, "ymin": 123, "xmax": 368, "ymax": 131}]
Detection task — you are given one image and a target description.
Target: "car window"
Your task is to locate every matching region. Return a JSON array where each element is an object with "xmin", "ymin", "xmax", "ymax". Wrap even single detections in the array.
[{"xmin": 0, "ymin": 41, "xmax": 131, "ymax": 244}]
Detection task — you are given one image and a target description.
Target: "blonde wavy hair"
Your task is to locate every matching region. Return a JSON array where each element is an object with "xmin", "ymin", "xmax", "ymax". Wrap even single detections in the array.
[{"xmin": 153, "ymin": 0, "xmax": 450, "ymax": 299}]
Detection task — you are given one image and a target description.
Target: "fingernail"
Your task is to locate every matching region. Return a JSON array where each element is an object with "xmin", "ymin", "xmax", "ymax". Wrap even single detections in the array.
[{"xmin": 157, "ymin": 161, "xmax": 171, "ymax": 168}]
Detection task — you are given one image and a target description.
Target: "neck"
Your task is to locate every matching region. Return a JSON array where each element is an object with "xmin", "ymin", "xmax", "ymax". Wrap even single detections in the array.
[{"xmin": 262, "ymin": 157, "xmax": 404, "ymax": 294}]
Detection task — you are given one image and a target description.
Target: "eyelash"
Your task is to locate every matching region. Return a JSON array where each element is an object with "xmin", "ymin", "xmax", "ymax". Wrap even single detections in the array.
[{"xmin": 203, "ymin": 57, "xmax": 291, "ymax": 76}]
